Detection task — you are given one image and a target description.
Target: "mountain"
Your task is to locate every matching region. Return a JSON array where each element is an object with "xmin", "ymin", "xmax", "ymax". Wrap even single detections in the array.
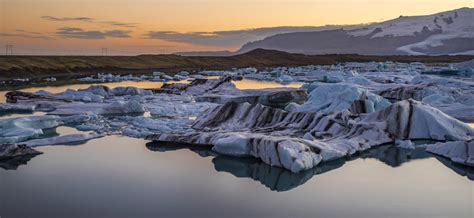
[{"xmin": 238, "ymin": 8, "xmax": 474, "ymax": 55}]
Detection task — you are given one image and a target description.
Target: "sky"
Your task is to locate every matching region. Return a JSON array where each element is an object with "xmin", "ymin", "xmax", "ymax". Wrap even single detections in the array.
[{"xmin": 1, "ymin": 0, "xmax": 473, "ymax": 55}]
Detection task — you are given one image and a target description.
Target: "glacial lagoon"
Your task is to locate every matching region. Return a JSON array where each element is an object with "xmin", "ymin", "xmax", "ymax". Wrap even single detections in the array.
[{"xmin": 0, "ymin": 79, "xmax": 473, "ymax": 218}]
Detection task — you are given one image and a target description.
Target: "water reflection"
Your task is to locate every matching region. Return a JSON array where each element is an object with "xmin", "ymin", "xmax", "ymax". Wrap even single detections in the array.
[
  {"xmin": 0, "ymin": 126, "xmax": 94, "ymax": 170},
  {"xmin": 1, "ymin": 136, "xmax": 471, "ymax": 218},
  {"xmin": 434, "ymin": 156, "xmax": 474, "ymax": 180},
  {"xmin": 146, "ymin": 141, "xmax": 217, "ymax": 158},
  {"xmin": 145, "ymin": 141, "xmax": 468, "ymax": 192},
  {"xmin": 0, "ymin": 78, "xmax": 303, "ymax": 103},
  {"xmin": 213, "ymin": 156, "xmax": 345, "ymax": 192},
  {"xmin": 359, "ymin": 144, "xmax": 432, "ymax": 167},
  {"xmin": 0, "ymin": 154, "xmax": 41, "ymax": 170}
]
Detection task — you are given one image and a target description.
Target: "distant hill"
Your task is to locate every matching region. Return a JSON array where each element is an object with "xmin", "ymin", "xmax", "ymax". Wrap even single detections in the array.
[
  {"xmin": 174, "ymin": 50, "xmax": 234, "ymax": 57},
  {"xmin": 1, "ymin": 49, "xmax": 473, "ymax": 81},
  {"xmin": 238, "ymin": 8, "xmax": 474, "ymax": 55}
]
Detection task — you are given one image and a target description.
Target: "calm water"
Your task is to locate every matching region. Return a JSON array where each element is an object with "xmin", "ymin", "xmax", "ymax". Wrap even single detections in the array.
[{"xmin": 0, "ymin": 80, "xmax": 473, "ymax": 218}]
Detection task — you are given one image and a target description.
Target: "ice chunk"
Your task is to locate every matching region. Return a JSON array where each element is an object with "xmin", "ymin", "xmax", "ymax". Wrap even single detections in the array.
[
  {"xmin": 0, "ymin": 116, "xmax": 61, "ymax": 144},
  {"xmin": 148, "ymin": 101, "xmax": 217, "ymax": 118},
  {"xmin": 112, "ymin": 86, "xmax": 141, "ymax": 96},
  {"xmin": 427, "ymin": 141, "xmax": 474, "ymax": 166},
  {"xmin": 153, "ymin": 71, "xmax": 164, "ymax": 77},
  {"xmin": 422, "ymin": 94, "xmax": 455, "ymax": 105},
  {"xmin": 76, "ymin": 123, "xmax": 103, "ymax": 132},
  {"xmin": 60, "ymin": 114, "xmax": 98, "ymax": 125},
  {"xmin": 286, "ymin": 83, "xmax": 390, "ymax": 113},
  {"xmin": 0, "ymin": 103, "xmax": 35, "ymax": 113},
  {"xmin": 102, "ymin": 100, "xmax": 145, "ymax": 114},
  {"xmin": 173, "ymin": 74, "xmax": 188, "ymax": 81},
  {"xmin": 162, "ymin": 75, "xmax": 173, "ymax": 80},
  {"xmin": 150, "ymin": 100, "xmax": 473, "ymax": 173},
  {"xmin": 276, "ymin": 75, "xmax": 294, "ymax": 84},
  {"xmin": 395, "ymin": 140, "xmax": 415, "ymax": 149},
  {"xmin": 50, "ymin": 100, "xmax": 145, "ymax": 115},
  {"xmin": 112, "ymin": 86, "xmax": 152, "ymax": 96},
  {"xmin": 122, "ymin": 128, "xmax": 154, "ymax": 138},
  {"xmin": 213, "ymin": 134, "xmax": 251, "ymax": 157},
  {"xmin": 23, "ymin": 133, "xmax": 104, "ymax": 147}
]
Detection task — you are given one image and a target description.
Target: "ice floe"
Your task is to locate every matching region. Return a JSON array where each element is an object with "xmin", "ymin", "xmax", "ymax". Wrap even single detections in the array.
[
  {"xmin": 0, "ymin": 116, "xmax": 61, "ymax": 144},
  {"xmin": 0, "ymin": 103, "xmax": 35, "ymax": 113},
  {"xmin": 23, "ymin": 133, "xmax": 104, "ymax": 147},
  {"xmin": 426, "ymin": 140, "xmax": 474, "ymax": 166},
  {"xmin": 286, "ymin": 83, "xmax": 391, "ymax": 113},
  {"xmin": 148, "ymin": 99, "xmax": 474, "ymax": 173}
]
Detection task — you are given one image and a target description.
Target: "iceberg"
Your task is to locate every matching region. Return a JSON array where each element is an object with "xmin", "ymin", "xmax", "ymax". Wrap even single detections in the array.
[
  {"xmin": 49, "ymin": 100, "xmax": 145, "ymax": 115},
  {"xmin": 0, "ymin": 116, "xmax": 62, "ymax": 144},
  {"xmin": 426, "ymin": 141, "xmax": 474, "ymax": 167},
  {"xmin": 0, "ymin": 103, "xmax": 35, "ymax": 113},
  {"xmin": 148, "ymin": 100, "xmax": 474, "ymax": 173},
  {"xmin": 101, "ymin": 100, "xmax": 145, "ymax": 115},
  {"xmin": 395, "ymin": 140, "xmax": 415, "ymax": 149},
  {"xmin": 23, "ymin": 133, "xmax": 104, "ymax": 147},
  {"xmin": 286, "ymin": 83, "xmax": 391, "ymax": 114}
]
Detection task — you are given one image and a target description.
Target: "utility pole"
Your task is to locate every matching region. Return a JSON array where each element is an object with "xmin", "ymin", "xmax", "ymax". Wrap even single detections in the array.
[
  {"xmin": 5, "ymin": 45, "xmax": 13, "ymax": 56},
  {"xmin": 101, "ymin": 48, "xmax": 108, "ymax": 56}
]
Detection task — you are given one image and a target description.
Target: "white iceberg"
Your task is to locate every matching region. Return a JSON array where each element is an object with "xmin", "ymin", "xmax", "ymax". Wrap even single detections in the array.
[
  {"xmin": 286, "ymin": 83, "xmax": 391, "ymax": 114},
  {"xmin": 427, "ymin": 141, "xmax": 474, "ymax": 166},
  {"xmin": 49, "ymin": 100, "xmax": 145, "ymax": 115},
  {"xmin": 150, "ymin": 100, "xmax": 474, "ymax": 173},
  {"xmin": 0, "ymin": 116, "xmax": 62, "ymax": 144},
  {"xmin": 101, "ymin": 100, "xmax": 145, "ymax": 114},
  {"xmin": 23, "ymin": 133, "xmax": 104, "ymax": 147},
  {"xmin": 395, "ymin": 140, "xmax": 415, "ymax": 149}
]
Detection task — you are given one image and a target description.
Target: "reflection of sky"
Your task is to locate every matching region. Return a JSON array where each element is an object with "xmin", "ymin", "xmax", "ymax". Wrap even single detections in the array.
[
  {"xmin": 0, "ymin": 136, "xmax": 472, "ymax": 218},
  {"xmin": 0, "ymin": 79, "xmax": 303, "ymax": 103}
]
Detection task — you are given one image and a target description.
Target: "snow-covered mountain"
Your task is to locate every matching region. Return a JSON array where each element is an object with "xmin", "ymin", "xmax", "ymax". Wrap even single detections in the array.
[{"xmin": 239, "ymin": 8, "xmax": 474, "ymax": 55}]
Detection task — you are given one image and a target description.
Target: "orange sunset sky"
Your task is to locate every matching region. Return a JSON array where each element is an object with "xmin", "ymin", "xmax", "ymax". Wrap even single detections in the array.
[{"xmin": 1, "ymin": 0, "xmax": 473, "ymax": 55}]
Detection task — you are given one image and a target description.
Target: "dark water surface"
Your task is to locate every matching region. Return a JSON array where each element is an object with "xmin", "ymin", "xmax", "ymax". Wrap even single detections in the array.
[
  {"xmin": 1, "ymin": 135, "xmax": 473, "ymax": 218},
  {"xmin": 0, "ymin": 80, "xmax": 473, "ymax": 218}
]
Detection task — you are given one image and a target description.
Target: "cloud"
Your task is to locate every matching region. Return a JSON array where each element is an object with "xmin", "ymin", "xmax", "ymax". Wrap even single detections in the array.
[
  {"xmin": 41, "ymin": 16, "xmax": 138, "ymax": 28},
  {"xmin": 56, "ymin": 27, "xmax": 131, "ymax": 39},
  {"xmin": 145, "ymin": 26, "xmax": 346, "ymax": 47},
  {"xmin": 41, "ymin": 16, "xmax": 94, "ymax": 22},
  {"xmin": 102, "ymin": 21, "xmax": 139, "ymax": 28},
  {"xmin": 15, "ymin": 29, "xmax": 42, "ymax": 35},
  {"xmin": 0, "ymin": 30, "xmax": 51, "ymax": 39}
]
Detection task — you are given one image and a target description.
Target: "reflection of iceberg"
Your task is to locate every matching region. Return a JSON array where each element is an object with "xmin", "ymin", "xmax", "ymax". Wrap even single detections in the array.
[
  {"xmin": 213, "ymin": 156, "xmax": 345, "ymax": 192},
  {"xmin": 0, "ymin": 154, "xmax": 39, "ymax": 170},
  {"xmin": 145, "ymin": 141, "xmax": 469, "ymax": 191},
  {"xmin": 145, "ymin": 141, "xmax": 346, "ymax": 191},
  {"xmin": 145, "ymin": 141, "xmax": 216, "ymax": 158},
  {"xmin": 433, "ymin": 156, "xmax": 474, "ymax": 181},
  {"xmin": 361, "ymin": 144, "xmax": 432, "ymax": 167}
]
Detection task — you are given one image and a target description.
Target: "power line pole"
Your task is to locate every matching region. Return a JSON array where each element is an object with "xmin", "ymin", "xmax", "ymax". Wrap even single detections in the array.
[
  {"xmin": 5, "ymin": 45, "xmax": 13, "ymax": 56},
  {"xmin": 101, "ymin": 48, "xmax": 108, "ymax": 56}
]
